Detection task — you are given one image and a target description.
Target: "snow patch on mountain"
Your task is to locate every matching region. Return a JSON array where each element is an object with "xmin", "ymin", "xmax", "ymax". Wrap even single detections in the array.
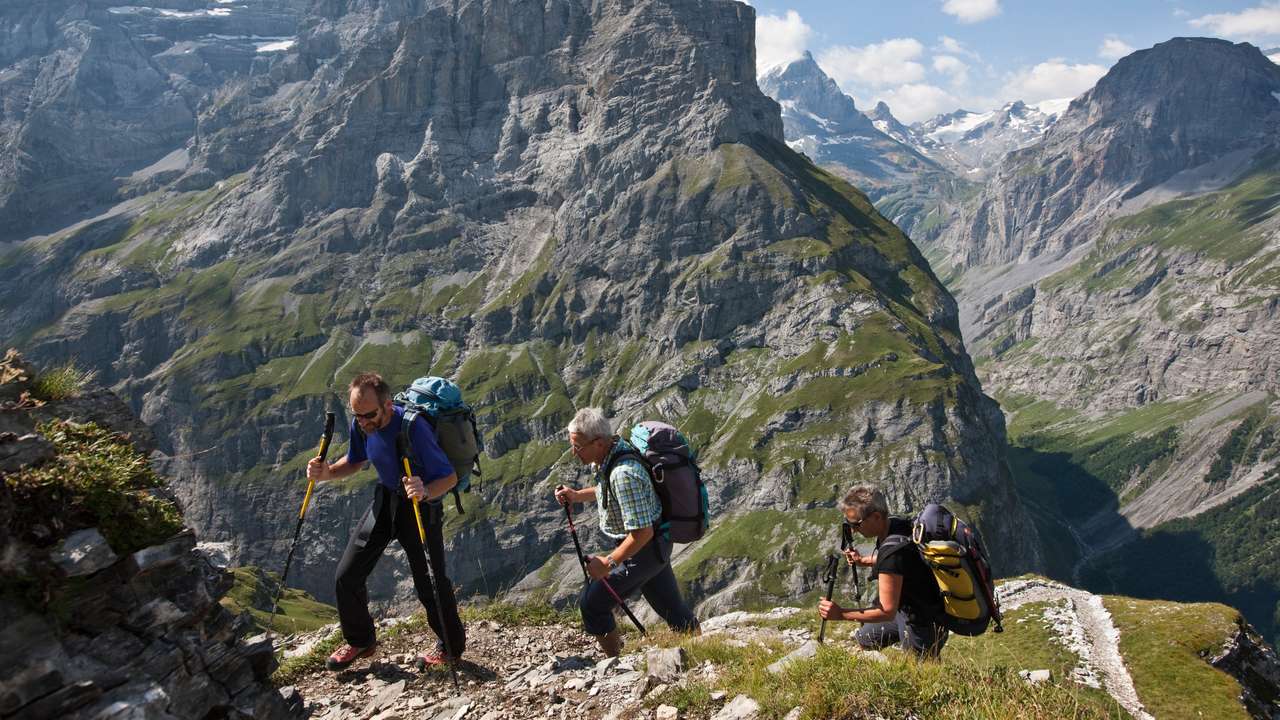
[
  {"xmin": 925, "ymin": 110, "xmax": 995, "ymax": 144},
  {"xmin": 109, "ymin": 5, "xmax": 234, "ymax": 18},
  {"xmin": 256, "ymin": 38, "xmax": 296, "ymax": 53}
]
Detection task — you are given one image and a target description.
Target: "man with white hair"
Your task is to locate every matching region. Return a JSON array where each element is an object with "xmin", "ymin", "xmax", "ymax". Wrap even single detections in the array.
[{"xmin": 554, "ymin": 407, "xmax": 699, "ymax": 656}]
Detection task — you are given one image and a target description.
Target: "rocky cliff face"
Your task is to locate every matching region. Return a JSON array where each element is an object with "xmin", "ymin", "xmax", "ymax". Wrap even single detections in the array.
[
  {"xmin": 759, "ymin": 55, "xmax": 976, "ymax": 248},
  {"xmin": 937, "ymin": 37, "xmax": 1280, "ymax": 284},
  {"xmin": 0, "ymin": 0, "xmax": 309, "ymax": 239},
  {"xmin": 0, "ymin": 0, "xmax": 1039, "ymax": 618}
]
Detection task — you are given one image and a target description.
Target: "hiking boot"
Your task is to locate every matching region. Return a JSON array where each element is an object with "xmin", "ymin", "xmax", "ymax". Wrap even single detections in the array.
[
  {"xmin": 596, "ymin": 629, "xmax": 624, "ymax": 657},
  {"xmin": 326, "ymin": 642, "xmax": 377, "ymax": 671},
  {"xmin": 415, "ymin": 645, "xmax": 459, "ymax": 670}
]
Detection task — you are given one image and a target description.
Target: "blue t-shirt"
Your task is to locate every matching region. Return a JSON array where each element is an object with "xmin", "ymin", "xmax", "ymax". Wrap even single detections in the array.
[{"xmin": 347, "ymin": 405, "xmax": 454, "ymax": 497}]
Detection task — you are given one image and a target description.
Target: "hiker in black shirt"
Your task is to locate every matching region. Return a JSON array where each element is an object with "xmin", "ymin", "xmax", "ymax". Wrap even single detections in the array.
[{"xmin": 817, "ymin": 485, "xmax": 949, "ymax": 659}]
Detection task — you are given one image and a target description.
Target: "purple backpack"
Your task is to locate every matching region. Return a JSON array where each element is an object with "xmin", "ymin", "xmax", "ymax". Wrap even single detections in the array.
[{"xmin": 603, "ymin": 421, "xmax": 710, "ymax": 543}]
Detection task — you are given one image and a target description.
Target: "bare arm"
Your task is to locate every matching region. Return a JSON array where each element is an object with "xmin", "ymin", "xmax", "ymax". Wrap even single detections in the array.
[
  {"xmin": 405, "ymin": 472, "xmax": 459, "ymax": 502},
  {"xmin": 818, "ymin": 572, "xmax": 902, "ymax": 623}
]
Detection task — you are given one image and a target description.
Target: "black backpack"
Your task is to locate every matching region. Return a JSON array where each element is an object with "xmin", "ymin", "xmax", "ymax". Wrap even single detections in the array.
[{"xmin": 879, "ymin": 503, "xmax": 1003, "ymax": 636}]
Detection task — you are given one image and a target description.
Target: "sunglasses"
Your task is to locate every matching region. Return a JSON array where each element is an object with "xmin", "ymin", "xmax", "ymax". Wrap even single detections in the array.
[
  {"xmin": 350, "ymin": 407, "xmax": 379, "ymax": 421},
  {"xmin": 844, "ymin": 515, "xmax": 868, "ymax": 531}
]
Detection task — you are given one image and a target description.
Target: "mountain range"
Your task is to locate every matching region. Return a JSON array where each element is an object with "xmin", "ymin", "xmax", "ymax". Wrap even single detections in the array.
[
  {"xmin": 0, "ymin": 0, "xmax": 1039, "ymax": 622},
  {"xmin": 760, "ymin": 36, "xmax": 1280, "ymax": 647}
]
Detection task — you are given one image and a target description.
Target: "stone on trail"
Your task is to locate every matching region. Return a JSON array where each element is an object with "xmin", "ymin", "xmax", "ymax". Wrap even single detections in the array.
[
  {"xmin": 594, "ymin": 657, "xmax": 618, "ymax": 678},
  {"xmin": 767, "ymin": 640, "xmax": 818, "ymax": 675},
  {"xmin": 362, "ymin": 679, "xmax": 406, "ymax": 716},
  {"xmin": 782, "ymin": 708, "xmax": 802, "ymax": 720},
  {"xmin": 430, "ymin": 695, "xmax": 472, "ymax": 720},
  {"xmin": 656, "ymin": 704, "xmax": 680, "ymax": 720},
  {"xmin": 1019, "ymin": 669, "xmax": 1052, "ymax": 684},
  {"xmin": 711, "ymin": 695, "xmax": 761, "ymax": 720},
  {"xmin": 645, "ymin": 647, "xmax": 687, "ymax": 683}
]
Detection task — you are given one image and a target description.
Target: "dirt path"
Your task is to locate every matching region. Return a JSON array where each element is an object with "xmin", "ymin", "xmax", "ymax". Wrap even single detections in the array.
[{"xmin": 999, "ymin": 578, "xmax": 1153, "ymax": 720}]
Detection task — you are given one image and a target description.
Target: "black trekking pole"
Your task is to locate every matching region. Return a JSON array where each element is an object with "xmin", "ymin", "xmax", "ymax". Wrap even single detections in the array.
[
  {"xmin": 556, "ymin": 485, "xmax": 646, "ymax": 635},
  {"xmin": 846, "ymin": 521, "xmax": 861, "ymax": 605},
  {"xmin": 818, "ymin": 521, "xmax": 857, "ymax": 644},
  {"xmin": 269, "ymin": 412, "xmax": 336, "ymax": 638},
  {"xmin": 398, "ymin": 435, "xmax": 460, "ymax": 689},
  {"xmin": 818, "ymin": 553, "xmax": 840, "ymax": 644}
]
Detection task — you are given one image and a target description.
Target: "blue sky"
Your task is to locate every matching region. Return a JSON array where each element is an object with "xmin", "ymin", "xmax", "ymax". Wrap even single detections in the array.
[{"xmin": 749, "ymin": 1, "xmax": 1280, "ymax": 122}]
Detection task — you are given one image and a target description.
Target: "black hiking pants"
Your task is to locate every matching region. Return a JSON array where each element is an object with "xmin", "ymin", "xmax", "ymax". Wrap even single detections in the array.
[
  {"xmin": 579, "ymin": 535, "xmax": 698, "ymax": 636},
  {"xmin": 335, "ymin": 484, "xmax": 466, "ymax": 655}
]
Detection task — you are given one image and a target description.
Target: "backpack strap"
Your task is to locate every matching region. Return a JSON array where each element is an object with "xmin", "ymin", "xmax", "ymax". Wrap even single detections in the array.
[
  {"xmin": 877, "ymin": 533, "xmax": 915, "ymax": 563},
  {"xmin": 400, "ymin": 408, "xmax": 464, "ymax": 515},
  {"xmin": 600, "ymin": 446, "xmax": 669, "ymax": 540}
]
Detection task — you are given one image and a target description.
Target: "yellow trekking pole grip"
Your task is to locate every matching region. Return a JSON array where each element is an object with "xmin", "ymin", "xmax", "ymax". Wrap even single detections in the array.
[
  {"xmin": 300, "ymin": 412, "xmax": 336, "ymax": 519},
  {"xmin": 402, "ymin": 456, "xmax": 426, "ymax": 543}
]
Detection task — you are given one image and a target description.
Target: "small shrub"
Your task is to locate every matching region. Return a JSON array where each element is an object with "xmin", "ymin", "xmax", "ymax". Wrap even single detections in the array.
[
  {"xmin": 3, "ymin": 420, "xmax": 183, "ymax": 554},
  {"xmin": 31, "ymin": 361, "xmax": 96, "ymax": 401}
]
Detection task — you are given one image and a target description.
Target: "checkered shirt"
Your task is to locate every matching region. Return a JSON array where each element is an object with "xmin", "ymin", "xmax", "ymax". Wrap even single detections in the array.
[{"xmin": 595, "ymin": 440, "xmax": 661, "ymax": 539}]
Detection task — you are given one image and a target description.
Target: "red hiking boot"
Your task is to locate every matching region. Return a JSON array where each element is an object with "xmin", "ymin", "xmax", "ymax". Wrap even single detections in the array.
[
  {"xmin": 325, "ymin": 642, "xmax": 377, "ymax": 671},
  {"xmin": 415, "ymin": 645, "xmax": 458, "ymax": 670}
]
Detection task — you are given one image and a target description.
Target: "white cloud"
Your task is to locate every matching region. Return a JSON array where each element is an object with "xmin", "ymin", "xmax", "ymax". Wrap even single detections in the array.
[
  {"xmin": 871, "ymin": 84, "xmax": 961, "ymax": 123},
  {"xmin": 756, "ymin": 10, "xmax": 813, "ymax": 75},
  {"xmin": 1189, "ymin": 3, "xmax": 1280, "ymax": 40},
  {"xmin": 941, "ymin": 0, "xmax": 1001, "ymax": 24},
  {"xmin": 1098, "ymin": 36, "xmax": 1135, "ymax": 60},
  {"xmin": 933, "ymin": 55, "xmax": 970, "ymax": 86},
  {"xmin": 816, "ymin": 38, "xmax": 927, "ymax": 89},
  {"xmin": 1002, "ymin": 60, "xmax": 1108, "ymax": 104},
  {"xmin": 1271, "ymin": 51, "xmax": 1280, "ymax": 64},
  {"xmin": 936, "ymin": 35, "xmax": 981, "ymax": 60}
]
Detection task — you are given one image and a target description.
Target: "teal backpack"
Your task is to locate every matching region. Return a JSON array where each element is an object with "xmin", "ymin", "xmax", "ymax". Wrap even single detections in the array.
[{"xmin": 393, "ymin": 376, "xmax": 484, "ymax": 513}]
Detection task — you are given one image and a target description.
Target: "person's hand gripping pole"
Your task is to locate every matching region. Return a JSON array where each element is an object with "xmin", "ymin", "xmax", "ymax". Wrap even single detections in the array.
[
  {"xmin": 398, "ymin": 434, "xmax": 458, "ymax": 687},
  {"xmin": 397, "ymin": 435, "xmax": 427, "ymax": 544},
  {"xmin": 556, "ymin": 484, "xmax": 646, "ymax": 635}
]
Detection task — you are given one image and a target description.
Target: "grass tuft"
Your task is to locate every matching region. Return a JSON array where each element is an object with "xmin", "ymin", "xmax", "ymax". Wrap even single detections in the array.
[{"xmin": 32, "ymin": 361, "xmax": 96, "ymax": 401}]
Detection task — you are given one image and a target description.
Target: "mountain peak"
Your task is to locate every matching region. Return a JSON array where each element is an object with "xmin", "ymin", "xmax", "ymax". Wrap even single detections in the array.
[{"xmin": 1081, "ymin": 36, "xmax": 1280, "ymax": 123}]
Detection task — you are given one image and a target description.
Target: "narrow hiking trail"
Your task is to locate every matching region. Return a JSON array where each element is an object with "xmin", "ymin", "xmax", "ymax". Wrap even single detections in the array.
[
  {"xmin": 998, "ymin": 578, "xmax": 1154, "ymax": 720},
  {"xmin": 279, "ymin": 596, "xmax": 1155, "ymax": 720},
  {"xmin": 279, "ymin": 609, "xmax": 819, "ymax": 720}
]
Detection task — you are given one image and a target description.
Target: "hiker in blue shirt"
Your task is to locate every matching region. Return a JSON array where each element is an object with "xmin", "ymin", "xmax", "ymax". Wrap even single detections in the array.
[
  {"xmin": 305, "ymin": 372, "xmax": 467, "ymax": 671},
  {"xmin": 554, "ymin": 407, "xmax": 700, "ymax": 656}
]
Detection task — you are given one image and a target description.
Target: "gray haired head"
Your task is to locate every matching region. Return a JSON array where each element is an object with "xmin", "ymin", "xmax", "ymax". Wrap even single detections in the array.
[
  {"xmin": 839, "ymin": 485, "xmax": 889, "ymax": 518},
  {"xmin": 567, "ymin": 407, "xmax": 613, "ymax": 441}
]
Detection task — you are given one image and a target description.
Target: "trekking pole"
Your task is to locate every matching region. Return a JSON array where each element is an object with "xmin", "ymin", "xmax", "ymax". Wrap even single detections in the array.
[
  {"xmin": 556, "ymin": 485, "xmax": 647, "ymax": 635},
  {"xmin": 818, "ymin": 521, "xmax": 856, "ymax": 644},
  {"xmin": 268, "ymin": 412, "xmax": 335, "ymax": 637},
  {"xmin": 846, "ymin": 521, "xmax": 861, "ymax": 606},
  {"xmin": 818, "ymin": 552, "xmax": 840, "ymax": 644},
  {"xmin": 397, "ymin": 435, "xmax": 459, "ymax": 688}
]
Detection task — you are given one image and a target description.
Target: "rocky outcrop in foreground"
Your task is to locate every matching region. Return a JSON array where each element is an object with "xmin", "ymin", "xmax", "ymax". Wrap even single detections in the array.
[
  {"xmin": 0, "ymin": 529, "xmax": 296, "ymax": 720},
  {"xmin": 0, "ymin": 352, "xmax": 296, "ymax": 719}
]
